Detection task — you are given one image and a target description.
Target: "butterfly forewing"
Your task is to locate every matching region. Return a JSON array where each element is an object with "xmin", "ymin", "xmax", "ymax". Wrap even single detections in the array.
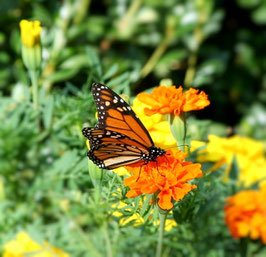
[{"xmin": 91, "ymin": 83, "xmax": 154, "ymax": 147}]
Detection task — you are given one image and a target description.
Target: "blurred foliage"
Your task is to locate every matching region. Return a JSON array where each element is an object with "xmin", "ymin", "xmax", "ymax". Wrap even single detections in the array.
[{"xmin": 0, "ymin": 0, "xmax": 265, "ymax": 256}]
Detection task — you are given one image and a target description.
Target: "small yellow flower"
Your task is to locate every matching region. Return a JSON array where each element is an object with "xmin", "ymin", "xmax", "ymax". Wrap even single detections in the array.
[
  {"xmin": 111, "ymin": 201, "xmax": 145, "ymax": 226},
  {"xmin": 112, "ymin": 167, "xmax": 131, "ymax": 176},
  {"xmin": 3, "ymin": 232, "xmax": 69, "ymax": 257},
  {"xmin": 59, "ymin": 199, "xmax": 70, "ymax": 212},
  {"xmin": 111, "ymin": 200, "xmax": 177, "ymax": 230},
  {"xmin": 19, "ymin": 20, "xmax": 42, "ymax": 47},
  {"xmin": 191, "ymin": 135, "xmax": 266, "ymax": 186},
  {"xmin": 152, "ymin": 212, "xmax": 177, "ymax": 232},
  {"xmin": 19, "ymin": 20, "xmax": 42, "ymax": 71}
]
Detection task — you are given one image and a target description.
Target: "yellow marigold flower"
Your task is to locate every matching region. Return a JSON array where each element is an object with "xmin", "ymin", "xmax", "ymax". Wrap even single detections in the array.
[
  {"xmin": 224, "ymin": 185, "xmax": 266, "ymax": 243},
  {"xmin": 191, "ymin": 135, "xmax": 266, "ymax": 186},
  {"xmin": 3, "ymin": 232, "xmax": 69, "ymax": 257},
  {"xmin": 132, "ymin": 98, "xmax": 177, "ymax": 149},
  {"xmin": 19, "ymin": 20, "xmax": 42, "ymax": 47}
]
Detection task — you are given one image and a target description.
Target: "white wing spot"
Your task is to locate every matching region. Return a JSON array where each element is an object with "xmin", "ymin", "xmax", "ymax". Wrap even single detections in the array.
[
  {"xmin": 105, "ymin": 101, "xmax": 110, "ymax": 106},
  {"xmin": 113, "ymin": 99, "xmax": 118, "ymax": 104},
  {"xmin": 100, "ymin": 106, "xmax": 104, "ymax": 110},
  {"xmin": 120, "ymin": 99, "xmax": 124, "ymax": 103},
  {"xmin": 123, "ymin": 107, "xmax": 127, "ymax": 111}
]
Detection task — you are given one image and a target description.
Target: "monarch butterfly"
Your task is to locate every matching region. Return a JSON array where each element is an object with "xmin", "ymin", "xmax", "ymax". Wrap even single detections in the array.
[{"xmin": 82, "ymin": 83, "xmax": 166, "ymax": 170}]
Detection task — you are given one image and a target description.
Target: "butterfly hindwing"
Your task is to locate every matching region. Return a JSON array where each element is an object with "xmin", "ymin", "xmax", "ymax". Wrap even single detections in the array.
[
  {"xmin": 82, "ymin": 128, "xmax": 149, "ymax": 169},
  {"xmin": 88, "ymin": 144, "xmax": 146, "ymax": 170}
]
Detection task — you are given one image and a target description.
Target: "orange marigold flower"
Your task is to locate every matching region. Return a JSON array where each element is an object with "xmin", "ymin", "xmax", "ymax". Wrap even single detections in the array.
[
  {"xmin": 137, "ymin": 85, "xmax": 210, "ymax": 116},
  {"xmin": 224, "ymin": 185, "xmax": 266, "ymax": 244},
  {"xmin": 124, "ymin": 150, "xmax": 203, "ymax": 210}
]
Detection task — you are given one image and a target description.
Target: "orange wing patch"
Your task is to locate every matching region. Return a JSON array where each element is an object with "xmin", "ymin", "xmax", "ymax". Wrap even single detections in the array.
[
  {"xmin": 101, "ymin": 95, "xmax": 112, "ymax": 101},
  {"xmin": 108, "ymin": 109, "xmax": 124, "ymax": 120},
  {"xmin": 106, "ymin": 117, "xmax": 130, "ymax": 130},
  {"xmin": 101, "ymin": 90, "xmax": 112, "ymax": 95},
  {"xmin": 124, "ymin": 115, "xmax": 152, "ymax": 147}
]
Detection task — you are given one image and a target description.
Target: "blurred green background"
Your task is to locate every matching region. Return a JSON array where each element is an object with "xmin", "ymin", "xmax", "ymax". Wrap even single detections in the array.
[{"xmin": 0, "ymin": 0, "xmax": 265, "ymax": 256}]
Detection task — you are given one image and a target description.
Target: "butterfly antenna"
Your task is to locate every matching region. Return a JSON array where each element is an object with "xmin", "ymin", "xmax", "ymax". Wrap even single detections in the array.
[{"xmin": 164, "ymin": 144, "xmax": 190, "ymax": 151}]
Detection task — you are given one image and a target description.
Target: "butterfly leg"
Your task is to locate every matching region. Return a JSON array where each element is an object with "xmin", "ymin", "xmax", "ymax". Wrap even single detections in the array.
[
  {"xmin": 155, "ymin": 160, "xmax": 165, "ymax": 177},
  {"xmin": 163, "ymin": 155, "xmax": 170, "ymax": 167},
  {"xmin": 136, "ymin": 165, "xmax": 143, "ymax": 182}
]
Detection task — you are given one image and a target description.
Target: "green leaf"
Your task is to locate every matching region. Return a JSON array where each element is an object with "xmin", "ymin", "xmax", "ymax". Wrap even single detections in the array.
[
  {"xmin": 252, "ymin": 5, "xmax": 266, "ymax": 25},
  {"xmin": 46, "ymin": 68, "xmax": 80, "ymax": 83},
  {"xmin": 42, "ymin": 95, "xmax": 54, "ymax": 129},
  {"xmin": 103, "ymin": 64, "xmax": 119, "ymax": 81},
  {"xmin": 106, "ymin": 72, "xmax": 129, "ymax": 87},
  {"xmin": 229, "ymin": 155, "xmax": 239, "ymax": 182},
  {"xmin": 87, "ymin": 46, "xmax": 102, "ymax": 79},
  {"xmin": 237, "ymin": 0, "xmax": 261, "ymax": 8},
  {"xmin": 59, "ymin": 54, "xmax": 90, "ymax": 70}
]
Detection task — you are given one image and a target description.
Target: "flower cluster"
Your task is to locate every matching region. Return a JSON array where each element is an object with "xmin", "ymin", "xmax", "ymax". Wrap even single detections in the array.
[
  {"xmin": 137, "ymin": 85, "xmax": 210, "ymax": 116},
  {"xmin": 124, "ymin": 150, "xmax": 203, "ymax": 210},
  {"xmin": 191, "ymin": 135, "xmax": 266, "ymax": 186},
  {"xmin": 3, "ymin": 232, "xmax": 69, "ymax": 257},
  {"xmin": 224, "ymin": 185, "xmax": 266, "ymax": 243},
  {"xmin": 112, "ymin": 200, "xmax": 177, "ymax": 231}
]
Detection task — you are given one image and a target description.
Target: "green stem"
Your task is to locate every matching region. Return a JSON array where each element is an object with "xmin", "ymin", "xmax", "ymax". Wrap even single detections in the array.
[
  {"xmin": 102, "ymin": 223, "xmax": 113, "ymax": 257},
  {"xmin": 118, "ymin": 0, "xmax": 142, "ymax": 31},
  {"xmin": 73, "ymin": 0, "xmax": 91, "ymax": 24},
  {"xmin": 140, "ymin": 17, "xmax": 175, "ymax": 79},
  {"xmin": 240, "ymin": 237, "xmax": 250, "ymax": 257},
  {"xmin": 140, "ymin": 36, "xmax": 170, "ymax": 79},
  {"xmin": 29, "ymin": 70, "xmax": 39, "ymax": 111},
  {"xmin": 183, "ymin": 52, "xmax": 197, "ymax": 88},
  {"xmin": 183, "ymin": 0, "xmax": 208, "ymax": 88},
  {"xmin": 63, "ymin": 210, "xmax": 103, "ymax": 257},
  {"xmin": 156, "ymin": 209, "xmax": 168, "ymax": 257}
]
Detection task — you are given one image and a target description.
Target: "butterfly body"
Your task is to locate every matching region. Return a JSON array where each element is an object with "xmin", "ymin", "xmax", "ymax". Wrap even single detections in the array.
[{"xmin": 82, "ymin": 83, "xmax": 165, "ymax": 170}]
